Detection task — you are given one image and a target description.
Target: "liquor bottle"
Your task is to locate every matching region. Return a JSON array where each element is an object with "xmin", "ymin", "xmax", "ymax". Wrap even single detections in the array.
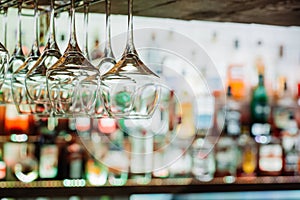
[
  {"xmin": 238, "ymin": 127, "xmax": 257, "ymax": 177},
  {"xmin": 66, "ymin": 133, "xmax": 86, "ymax": 179},
  {"xmin": 214, "ymin": 86, "xmax": 240, "ymax": 181},
  {"xmin": 0, "ymin": 147, "xmax": 6, "ymax": 180},
  {"xmin": 226, "ymin": 39, "xmax": 247, "ymax": 100},
  {"xmin": 273, "ymin": 79, "xmax": 296, "ymax": 132},
  {"xmin": 38, "ymin": 117, "xmax": 59, "ymax": 179},
  {"xmin": 215, "ymin": 135, "xmax": 238, "ymax": 182},
  {"xmin": 14, "ymin": 143, "xmax": 38, "ymax": 183},
  {"xmin": 130, "ymin": 129, "xmax": 153, "ymax": 185},
  {"xmin": 104, "ymin": 128, "xmax": 128, "ymax": 186},
  {"xmin": 85, "ymin": 155, "xmax": 108, "ymax": 186},
  {"xmin": 152, "ymin": 89, "xmax": 171, "ymax": 178},
  {"xmin": 4, "ymin": 104, "xmax": 29, "ymax": 135},
  {"xmin": 167, "ymin": 144, "xmax": 192, "ymax": 178},
  {"xmin": 258, "ymin": 135, "xmax": 283, "ymax": 176},
  {"xmin": 250, "ymin": 74, "xmax": 271, "ymax": 143},
  {"xmin": 191, "ymin": 137, "xmax": 215, "ymax": 182},
  {"xmin": 281, "ymin": 114, "xmax": 299, "ymax": 175},
  {"xmin": 222, "ymin": 86, "xmax": 242, "ymax": 137}
]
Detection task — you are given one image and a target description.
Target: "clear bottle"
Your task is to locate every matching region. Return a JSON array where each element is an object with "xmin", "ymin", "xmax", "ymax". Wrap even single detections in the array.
[
  {"xmin": 192, "ymin": 137, "xmax": 215, "ymax": 182},
  {"xmin": 14, "ymin": 143, "xmax": 38, "ymax": 183},
  {"xmin": 38, "ymin": 118, "xmax": 59, "ymax": 179},
  {"xmin": 66, "ymin": 134, "xmax": 85, "ymax": 179},
  {"xmin": 103, "ymin": 128, "xmax": 128, "ymax": 186},
  {"xmin": 130, "ymin": 129, "xmax": 153, "ymax": 185}
]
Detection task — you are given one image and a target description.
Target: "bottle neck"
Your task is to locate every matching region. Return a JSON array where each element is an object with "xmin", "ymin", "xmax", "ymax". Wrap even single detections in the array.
[{"xmin": 258, "ymin": 74, "xmax": 264, "ymax": 86}]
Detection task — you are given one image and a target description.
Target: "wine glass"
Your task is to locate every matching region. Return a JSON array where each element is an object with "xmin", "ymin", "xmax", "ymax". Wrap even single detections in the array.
[
  {"xmin": 11, "ymin": 0, "xmax": 41, "ymax": 114},
  {"xmin": 91, "ymin": 0, "xmax": 116, "ymax": 118},
  {"xmin": 46, "ymin": 0, "xmax": 101, "ymax": 118},
  {"xmin": 25, "ymin": 0, "xmax": 62, "ymax": 117},
  {"xmin": 1, "ymin": 1, "xmax": 26, "ymax": 104},
  {"xmin": 0, "ymin": 7, "xmax": 9, "ymax": 91},
  {"xmin": 101, "ymin": 0, "xmax": 161, "ymax": 119}
]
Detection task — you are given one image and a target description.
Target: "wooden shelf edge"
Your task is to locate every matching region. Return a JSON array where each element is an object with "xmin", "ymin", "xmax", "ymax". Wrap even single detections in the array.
[{"xmin": 1, "ymin": 176, "xmax": 300, "ymax": 198}]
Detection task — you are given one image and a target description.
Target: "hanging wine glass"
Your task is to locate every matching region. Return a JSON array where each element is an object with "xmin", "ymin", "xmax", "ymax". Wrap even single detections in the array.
[
  {"xmin": 25, "ymin": 0, "xmax": 61, "ymax": 116},
  {"xmin": 101, "ymin": 0, "xmax": 161, "ymax": 119},
  {"xmin": 1, "ymin": 1, "xmax": 26, "ymax": 104},
  {"xmin": 11, "ymin": 0, "xmax": 41, "ymax": 114},
  {"xmin": 46, "ymin": 0, "xmax": 101, "ymax": 117},
  {"xmin": 90, "ymin": 0, "xmax": 116, "ymax": 118},
  {"xmin": 0, "ymin": 7, "xmax": 9, "ymax": 90}
]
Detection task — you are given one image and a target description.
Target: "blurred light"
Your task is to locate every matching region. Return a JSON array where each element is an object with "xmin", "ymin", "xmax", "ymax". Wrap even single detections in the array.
[
  {"xmin": 10, "ymin": 134, "xmax": 28, "ymax": 142},
  {"xmin": 255, "ymin": 135, "xmax": 270, "ymax": 144},
  {"xmin": 63, "ymin": 179, "xmax": 86, "ymax": 187}
]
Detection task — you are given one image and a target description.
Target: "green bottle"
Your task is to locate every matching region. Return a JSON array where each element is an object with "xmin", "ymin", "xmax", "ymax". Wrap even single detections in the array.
[{"xmin": 250, "ymin": 74, "xmax": 271, "ymax": 140}]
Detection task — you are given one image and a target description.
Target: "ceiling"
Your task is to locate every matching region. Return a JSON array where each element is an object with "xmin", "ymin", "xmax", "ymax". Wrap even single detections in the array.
[{"xmin": 1, "ymin": 0, "xmax": 300, "ymax": 26}]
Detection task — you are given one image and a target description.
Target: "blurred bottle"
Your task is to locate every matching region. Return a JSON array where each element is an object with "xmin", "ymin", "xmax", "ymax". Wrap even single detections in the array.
[
  {"xmin": 250, "ymin": 74, "xmax": 271, "ymax": 143},
  {"xmin": 258, "ymin": 135, "xmax": 283, "ymax": 176},
  {"xmin": 222, "ymin": 86, "xmax": 242, "ymax": 137},
  {"xmin": 130, "ymin": 129, "xmax": 153, "ymax": 185},
  {"xmin": 226, "ymin": 39, "xmax": 246, "ymax": 100},
  {"xmin": 192, "ymin": 137, "xmax": 215, "ymax": 182},
  {"xmin": 167, "ymin": 144, "xmax": 192, "ymax": 178},
  {"xmin": 238, "ymin": 127, "xmax": 257, "ymax": 177},
  {"xmin": 66, "ymin": 133, "xmax": 86, "ymax": 179},
  {"xmin": 152, "ymin": 89, "xmax": 172, "ymax": 179},
  {"xmin": 4, "ymin": 104, "xmax": 29, "ymax": 135},
  {"xmin": 14, "ymin": 143, "xmax": 38, "ymax": 183},
  {"xmin": 0, "ymin": 147, "xmax": 6, "ymax": 180},
  {"xmin": 273, "ymin": 79, "xmax": 296, "ymax": 133},
  {"xmin": 281, "ymin": 114, "xmax": 299, "ymax": 175},
  {"xmin": 104, "ymin": 128, "xmax": 128, "ymax": 186},
  {"xmin": 38, "ymin": 117, "xmax": 59, "ymax": 179},
  {"xmin": 85, "ymin": 155, "xmax": 108, "ymax": 186}
]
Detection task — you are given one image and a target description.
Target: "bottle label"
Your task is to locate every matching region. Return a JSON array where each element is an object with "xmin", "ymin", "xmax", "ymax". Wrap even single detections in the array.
[
  {"xmin": 70, "ymin": 159, "xmax": 82, "ymax": 179},
  {"xmin": 251, "ymin": 123, "xmax": 271, "ymax": 136},
  {"xmin": 226, "ymin": 110, "xmax": 241, "ymax": 135},
  {"xmin": 285, "ymin": 151, "xmax": 298, "ymax": 172},
  {"xmin": 39, "ymin": 145, "xmax": 58, "ymax": 178},
  {"xmin": 259, "ymin": 144, "xmax": 282, "ymax": 172},
  {"xmin": 0, "ymin": 161, "xmax": 6, "ymax": 179}
]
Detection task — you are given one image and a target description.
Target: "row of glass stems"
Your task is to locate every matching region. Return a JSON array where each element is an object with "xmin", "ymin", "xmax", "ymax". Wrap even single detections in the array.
[{"xmin": 0, "ymin": 0, "xmax": 161, "ymax": 119}]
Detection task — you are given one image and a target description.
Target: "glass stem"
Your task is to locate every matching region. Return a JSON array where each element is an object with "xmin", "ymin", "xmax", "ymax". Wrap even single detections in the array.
[
  {"xmin": 13, "ymin": 1, "xmax": 24, "ymax": 57},
  {"xmin": 30, "ymin": 0, "xmax": 41, "ymax": 57},
  {"xmin": 68, "ymin": 0, "xmax": 80, "ymax": 51},
  {"xmin": 45, "ymin": 0, "xmax": 59, "ymax": 50},
  {"xmin": 3, "ymin": 7, "xmax": 8, "ymax": 48},
  {"xmin": 125, "ymin": 0, "xmax": 136, "ymax": 55},
  {"xmin": 83, "ymin": 0, "xmax": 90, "ymax": 59},
  {"xmin": 104, "ymin": 0, "xmax": 115, "ymax": 59}
]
